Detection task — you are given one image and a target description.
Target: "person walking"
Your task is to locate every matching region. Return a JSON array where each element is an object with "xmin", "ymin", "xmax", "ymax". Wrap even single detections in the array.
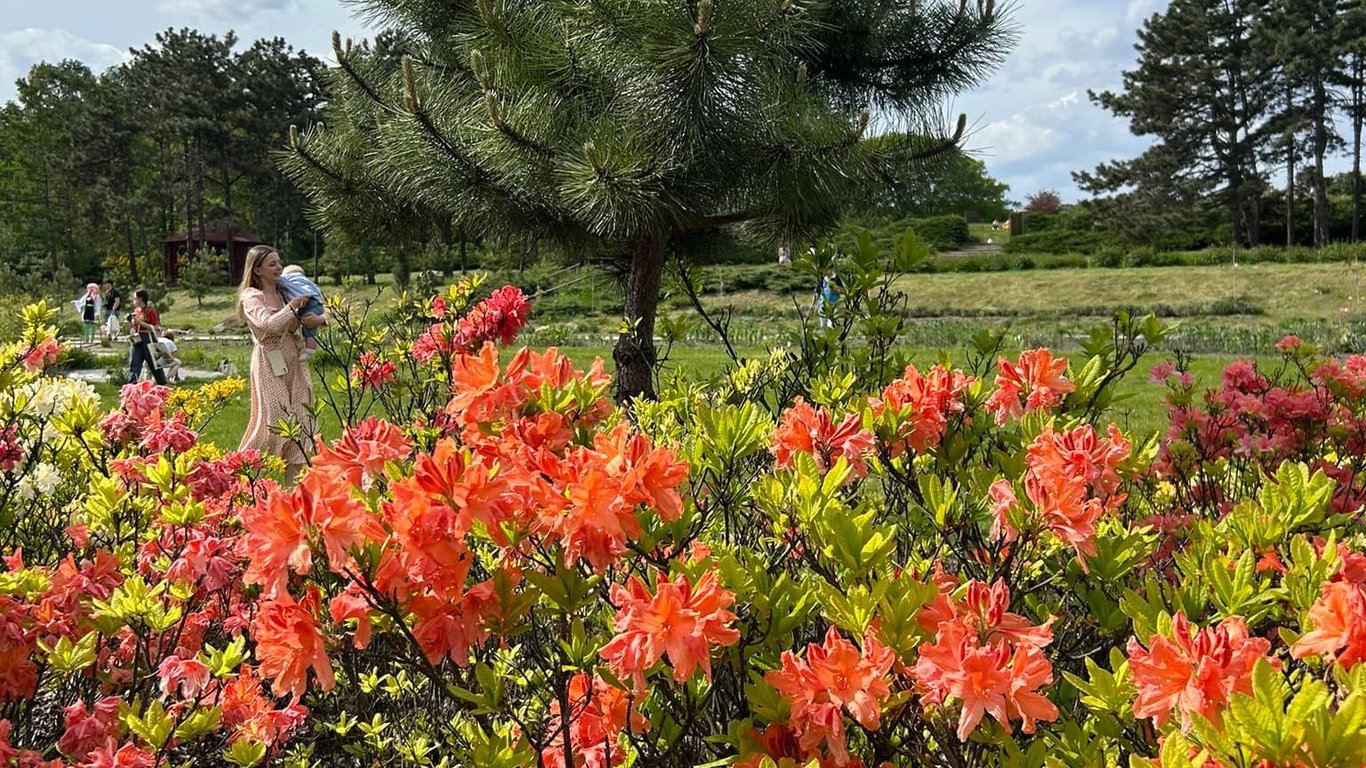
[
  {"xmin": 236, "ymin": 245, "xmax": 325, "ymax": 484},
  {"xmin": 814, "ymin": 266, "xmax": 845, "ymax": 329},
  {"xmin": 72, "ymin": 283, "xmax": 101, "ymax": 344},
  {"xmin": 127, "ymin": 290, "xmax": 167, "ymax": 385},
  {"xmin": 101, "ymin": 281, "xmax": 122, "ymax": 342}
]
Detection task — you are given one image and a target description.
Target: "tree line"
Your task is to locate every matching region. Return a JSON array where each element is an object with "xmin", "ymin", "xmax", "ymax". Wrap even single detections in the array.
[
  {"xmin": 1077, "ymin": 0, "xmax": 1366, "ymax": 248},
  {"xmin": 0, "ymin": 28, "xmax": 326, "ymax": 288}
]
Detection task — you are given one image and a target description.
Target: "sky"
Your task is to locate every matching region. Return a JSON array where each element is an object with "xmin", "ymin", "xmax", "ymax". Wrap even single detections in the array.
[{"xmin": 0, "ymin": 0, "xmax": 1169, "ymax": 202}]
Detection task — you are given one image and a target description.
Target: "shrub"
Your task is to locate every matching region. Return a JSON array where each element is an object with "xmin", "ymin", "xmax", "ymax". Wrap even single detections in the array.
[
  {"xmin": 11, "ymin": 277, "xmax": 1366, "ymax": 768},
  {"xmin": 907, "ymin": 215, "xmax": 971, "ymax": 251},
  {"xmin": 1005, "ymin": 229, "xmax": 1124, "ymax": 255}
]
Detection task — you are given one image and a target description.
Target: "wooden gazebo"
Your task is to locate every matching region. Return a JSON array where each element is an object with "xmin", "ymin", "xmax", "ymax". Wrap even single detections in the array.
[{"xmin": 163, "ymin": 228, "xmax": 267, "ymax": 284}]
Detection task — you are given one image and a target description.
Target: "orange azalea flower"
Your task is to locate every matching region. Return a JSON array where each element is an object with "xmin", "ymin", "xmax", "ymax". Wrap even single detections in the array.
[
  {"xmin": 990, "ymin": 474, "xmax": 1104, "ymax": 563},
  {"xmin": 328, "ymin": 588, "xmax": 375, "ymax": 650},
  {"xmin": 252, "ymin": 590, "xmax": 334, "ymax": 699},
  {"xmin": 913, "ymin": 621, "xmax": 1012, "ymax": 740},
  {"xmin": 447, "ymin": 341, "xmax": 501, "ymax": 414},
  {"xmin": 911, "ymin": 579, "xmax": 1057, "ymax": 741},
  {"xmin": 599, "ymin": 571, "xmax": 740, "ymax": 692},
  {"xmin": 407, "ymin": 580, "xmax": 499, "ymax": 665},
  {"xmin": 446, "ymin": 342, "xmax": 525, "ymax": 424},
  {"xmin": 313, "ymin": 416, "xmax": 412, "ymax": 491},
  {"xmin": 873, "ymin": 363, "xmax": 973, "ymax": 457},
  {"xmin": 766, "ymin": 626, "xmax": 895, "ymax": 766},
  {"xmin": 1127, "ymin": 613, "xmax": 1277, "ymax": 730},
  {"xmin": 506, "ymin": 345, "xmax": 612, "ymax": 393},
  {"xmin": 1026, "ymin": 423, "xmax": 1131, "ymax": 499},
  {"xmin": 544, "ymin": 459, "xmax": 637, "ymax": 570},
  {"xmin": 956, "ymin": 580, "xmax": 1055, "ymax": 649},
  {"xmin": 541, "ymin": 672, "xmax": 648, "ymax": 768},
  {"xmin": 1292, "ymin": 581, "xmax": 1366, "ymax": 669},
  {"xmin": 240, "ymin": 492, "xmax": 312, "ymax": 598},
  {"xmin": 380, "ymin": 491, "xmax": 474, "ymax": 600},
  {"xmin": 21, "ymin": 337, "xmax": 60, "ymax": 372},
  {"xmin": 772, "ymin": 398, "xmax": 875, "ymax": 480},
  {"xmin": 984, "ymin": 349, "xmax": 1075, "ymax": 425},
  {"xmin": 298, "ymin": 469, "xmax": 387, "ymax": 569},
  {"xmin": 595, "ymin": 423, "xmax": 691, "ymax": 522}
]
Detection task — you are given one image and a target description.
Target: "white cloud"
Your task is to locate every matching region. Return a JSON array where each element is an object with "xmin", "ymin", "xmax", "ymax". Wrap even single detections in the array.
[
  {"xmin": 0, "ymin": 28, "xmax": 128, "ymax": 96},
  {"xmin": 156, "ymin": 0, "xmax": 302, "ymax": 22},
  {"xmin": 953, "ymin": 0, "xmax": 1156, "ymax": 201}
]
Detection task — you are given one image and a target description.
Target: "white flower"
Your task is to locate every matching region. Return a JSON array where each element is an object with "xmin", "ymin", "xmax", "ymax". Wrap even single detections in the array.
[{"xmin": 18, "ymin": 462, "xmax": 60, "ymax": 501}]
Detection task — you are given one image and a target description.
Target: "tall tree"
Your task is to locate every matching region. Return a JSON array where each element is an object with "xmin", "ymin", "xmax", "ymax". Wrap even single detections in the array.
[
  {"xmin": 284, "ymin": 0, "xmax": 1013, "ymax": 400},
  {"xmin": 1085, "ymin": 0, "xmax": 1275, "ymax": 246},
  {"xmin": 858, "ymin": 133, "xmax": 1013, "ymax": 221},
  {"xmin": 1261, "ymin": 0, "xmax": 1348, "ymax": 247},
  {"xmin": 5, "ymin": 62, "xmax": 99, "ymax": 276},
  {"xmin": 1338, "ymin": 2, "xmax": 1366, "ymax": 242}
]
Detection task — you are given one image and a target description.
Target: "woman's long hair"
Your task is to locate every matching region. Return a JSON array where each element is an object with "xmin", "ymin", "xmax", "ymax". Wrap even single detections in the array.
[{"xmin": 237, "ymin": 245, "xmax": 277, "ymax": 323}]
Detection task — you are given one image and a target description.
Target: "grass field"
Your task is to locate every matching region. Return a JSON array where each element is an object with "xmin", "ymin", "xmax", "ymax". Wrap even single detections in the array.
[{"xmin": 60, "ymin": 258, "xmax": 1354, "ymax": 450}]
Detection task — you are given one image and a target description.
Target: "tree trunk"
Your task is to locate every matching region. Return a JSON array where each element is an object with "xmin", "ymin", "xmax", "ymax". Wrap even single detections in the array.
[
  {"xmin": 223, "ymin": 162, "xmax": 236, "ymax": 285},
  {"xmin": 1287, "ymin": 147, "xmax": 1296, "ymax": 247},
  {"xmin": 125, "ymin": 217, "xmax": 139, "ymax": 284},
  {"xmin": 1354, "ymin": 62, "xmax": 1363, "ymax": 243},
  {"xmin": 184, "ymin": 142, "xmax": 195, "ymax": 281},
  {"xmin": 613, "ymin": 235, "xmax": 665, "ymax": 403},
  {"xmin": 1313, "ymin": 78, "xmax": 1330, "ymax": 247},
  {"xmin": 1286, "ymin": 82, "xmax": 1296, "ymax": 247}
]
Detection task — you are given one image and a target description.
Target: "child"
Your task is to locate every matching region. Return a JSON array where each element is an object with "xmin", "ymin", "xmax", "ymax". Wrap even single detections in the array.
[
  {"xmin": 278, "ymin": 265, "xmax": 327, "ymax": 361},
  {"xmin": 72, "ymin": 283, "xmax": 101, "ymax": 344},
  {"xmin": 814, "ymin": 266, "xmax": 844, "ymax": 329}
]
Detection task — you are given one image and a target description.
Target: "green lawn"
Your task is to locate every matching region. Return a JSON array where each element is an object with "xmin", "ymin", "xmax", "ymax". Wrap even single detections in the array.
[
  {"xmin": 77, "ymin": 341, "xmax": 1217, "ymax": 451},
  {"xmin": 65, "ymin": 258, "xmax": 1348, "ymax": 450}
]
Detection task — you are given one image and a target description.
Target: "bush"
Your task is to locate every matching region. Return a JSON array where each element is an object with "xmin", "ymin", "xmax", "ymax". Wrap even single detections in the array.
[
  {"xmin": 837, "ymin": 215, "xmax": 971, "ymax": 254},
  {"xmin": 907, "ymin": 215, "xmax": 971, "ymax": 251},
  {"xmin": 698, "ymin": 264, "xmax": 810, "ymax": 294},
  {"xmin": 1005, "ymin": 229, "xmax": 1124, "ymax": 255},
  {"xmin": 15, "ymin": 276, "xmax": 1366, "ymax": 768}
]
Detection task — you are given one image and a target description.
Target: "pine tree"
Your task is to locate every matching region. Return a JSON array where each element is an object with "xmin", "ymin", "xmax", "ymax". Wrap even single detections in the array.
[
  {"xmin": 1260, "ymin": 0, "xmax": 1350, "ymax": 247},
  {"xmin": 282, "ymin": 0, "xmax": 1013, "ymax": 400},
  {"xmin": 1085, "ymin": 0, "xmax": 1275, "ymax": 247}
]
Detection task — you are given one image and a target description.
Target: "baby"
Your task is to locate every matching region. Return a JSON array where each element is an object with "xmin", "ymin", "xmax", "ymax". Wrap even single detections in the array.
[{"xmin": 278, "ymin": 265, "xmax": 327, "ymax": 361}]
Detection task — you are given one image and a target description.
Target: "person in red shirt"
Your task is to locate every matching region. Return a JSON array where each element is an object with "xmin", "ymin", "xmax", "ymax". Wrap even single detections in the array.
[{"xmin": 128, "ymin": 289, "xmax": 167, "ymax": 385}]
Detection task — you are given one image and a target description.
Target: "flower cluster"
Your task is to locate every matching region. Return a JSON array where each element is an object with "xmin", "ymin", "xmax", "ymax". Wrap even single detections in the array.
[
  {"xmin": 1127, "ymin": 613, "xmax": 1276, "ymax": 730},
  {"xmin": 599, "ymin": 570, "xmax": 740, "ymax": 692},
  {"xmin": 869, "ymin": 362, "xmax": 973, "ymax": 457},
  {"xmin": 911, "ymin": 579, "xmax": 1058, "ymax": 741},
  {"xmin": 772, "ymin": 397, "xmax": 875, "ymax": 479},
  {"xmin": 983, "ymin": 348, "xmax": 1075, "ymax": 425},
  {"xmin": 766, "ymin": 627, "xmax": 897, "ymax": 766},
  {"xmin": 989, "ymin": 423, "xmax": 1131, "ymax": 562}
]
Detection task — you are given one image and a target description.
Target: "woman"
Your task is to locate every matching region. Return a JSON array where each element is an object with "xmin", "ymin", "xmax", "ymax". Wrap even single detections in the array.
[
  {"xmin": 127, "ymin": 290, "xmax": 167, "ymax": 385},
  {"xmin": 237, "ymin": 245, "xmax": 325, "ymax": 482},
  {"xmin": 72, "ymin": 283, "xmax": 101, "ymax": 344}
]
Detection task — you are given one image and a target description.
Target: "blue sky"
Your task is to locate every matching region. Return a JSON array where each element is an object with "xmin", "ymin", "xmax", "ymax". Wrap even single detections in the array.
[{"xmin": 0, "ymin": 0, "xmax": 1166, "ymax": 202}]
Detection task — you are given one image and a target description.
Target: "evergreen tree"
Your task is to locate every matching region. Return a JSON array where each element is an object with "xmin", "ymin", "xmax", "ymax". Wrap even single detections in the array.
[
  {"xmin": 1260, "ymin": 0, "xmax": 1349, "ymax": 246},
  {"xmin": 1085, "ymin": 0, "xmax": 1275, "ymax": 246},
  {"xmin": 282, "ymin": 0, "xmax": 1014, "ymax": 400}
]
